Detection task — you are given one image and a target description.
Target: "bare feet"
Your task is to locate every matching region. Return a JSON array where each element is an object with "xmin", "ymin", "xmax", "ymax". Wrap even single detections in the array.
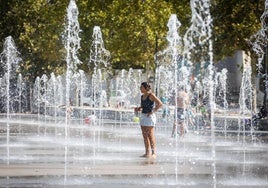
[
  {"xmin": 140, "ymin": 154, "xmax": 157, "ymax": 158},
  {"xmin": 140, "ymin": 154, "xmax": 150, "ymax": 158}
]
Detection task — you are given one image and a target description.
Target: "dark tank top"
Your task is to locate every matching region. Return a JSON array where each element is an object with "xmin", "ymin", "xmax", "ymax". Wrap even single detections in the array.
[{"xmin": 141, "ymin": 94, "xmax": 154, "ymax": 113}]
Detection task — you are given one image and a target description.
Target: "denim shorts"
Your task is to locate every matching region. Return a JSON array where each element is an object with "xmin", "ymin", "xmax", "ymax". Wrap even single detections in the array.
[
  {"xmin": 175, "ymin": 108, "xmax": 185, "ymax": 120},
  {"xmin": 140, "ymin": 113, "xmax": 156, "ymax": 126}
]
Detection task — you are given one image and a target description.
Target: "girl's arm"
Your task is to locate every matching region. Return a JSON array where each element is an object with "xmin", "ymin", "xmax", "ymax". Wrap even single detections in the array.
[
  {"xmin": 149, "ymin": 93, "xmax": 163, "ymax": 112},
  {"xmin": 134, "ymin": 106, "xmax": 142, "ymax": 112}
]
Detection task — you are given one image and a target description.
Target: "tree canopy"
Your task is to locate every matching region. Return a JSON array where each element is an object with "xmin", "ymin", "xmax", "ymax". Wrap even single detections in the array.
[{"xmin": 0, "ymin": 0, "xmax": 266, "ymax": 82}]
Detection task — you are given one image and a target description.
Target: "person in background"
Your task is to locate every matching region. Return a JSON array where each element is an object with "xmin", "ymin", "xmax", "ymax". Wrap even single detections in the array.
[
  {"xmin": 199, "ymin": 93, "xmax": 211, "ymax": 129},
  {"xmin": 134, "ymin": 82, "xmax": 163, "ymax": 158},
  {"xmin": 171, "ymin": 88, "xmax": 190, "ymax": 137},
  {"xmin": 160, "ymin": 96, "xmax": 169, "ymax": 118}
]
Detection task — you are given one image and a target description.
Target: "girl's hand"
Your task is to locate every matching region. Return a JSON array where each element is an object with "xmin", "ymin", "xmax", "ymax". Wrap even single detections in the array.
[
  {"xmin": 147, "ymin": 111, "xmax": 153, "ymax": 116},
  {"xmin": 134, "ymin": 107, "xmax": 141, "ymax": 112}
]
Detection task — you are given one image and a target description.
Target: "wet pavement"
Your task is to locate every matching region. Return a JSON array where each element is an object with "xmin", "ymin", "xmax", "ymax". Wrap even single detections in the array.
[{"xmin": 0, "ymin": 114, "xmax": 268, "ymax": 187}]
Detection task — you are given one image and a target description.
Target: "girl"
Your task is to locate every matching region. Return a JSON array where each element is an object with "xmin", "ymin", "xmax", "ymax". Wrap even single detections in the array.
[{"xmin": 134, "ymin": 82, "xmax": 162, "ymax": 158}]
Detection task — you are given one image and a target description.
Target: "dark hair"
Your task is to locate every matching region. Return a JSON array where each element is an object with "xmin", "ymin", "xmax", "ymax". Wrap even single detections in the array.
[{"xmin": 141, "ymin": 82, "xmax": 151, "ymax": 91}]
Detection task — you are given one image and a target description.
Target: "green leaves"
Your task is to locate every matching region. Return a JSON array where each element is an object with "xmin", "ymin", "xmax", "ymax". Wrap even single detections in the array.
[
  {"xmin": 0, "ymin": 0, "xmax": 266, "ymax": 82},
  {"xmin": 212, "ymin": 0, "xmax": 265, "ymax": 61}
]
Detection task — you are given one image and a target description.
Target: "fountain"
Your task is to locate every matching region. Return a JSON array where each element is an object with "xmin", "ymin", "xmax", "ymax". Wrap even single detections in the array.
[
  {"xmin": 249, "ymin": 0, "xmax": 268, "ymax": 133},
  {"xmin": 0, "ymin": 0, "xmax": 268, "ymax": 187},
  {"xmin": 0, "ymin": 36, "xmax": 21, "ymax": 168}
]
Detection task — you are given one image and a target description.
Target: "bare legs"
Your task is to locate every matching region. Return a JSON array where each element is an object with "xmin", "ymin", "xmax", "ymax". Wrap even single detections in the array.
[
  {"xmin": 141, "ymin": 126, "xmax": 156, "ymax": 158},
  {"xmin": 171, "ymin": 120, "xmax": 185, "ymax": 137},
  {"xmin": 172, "ymin": 108, "xmax": 186, "ymax": 137}
]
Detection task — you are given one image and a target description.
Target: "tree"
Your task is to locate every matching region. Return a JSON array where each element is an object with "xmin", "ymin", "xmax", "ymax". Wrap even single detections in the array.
[
  {"xmin": 0, "ymin": 0, "xmax": 266, "ymax": 84},
  {"xmin": 0, "ymin": 0, "xmax": 68, "ymax": 81},
  {"xmin": 79, "ymin": 0, "xmax": 179, "ymax": 72},
  {"xmin": 211, "ymin": 0, "xmax": 265, "ymax": 63}
]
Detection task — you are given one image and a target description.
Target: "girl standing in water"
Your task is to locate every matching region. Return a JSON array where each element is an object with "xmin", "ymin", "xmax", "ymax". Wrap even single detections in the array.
[{"xmin": 134, "ymin": 82, "xmax": 163, "ymax": 158}]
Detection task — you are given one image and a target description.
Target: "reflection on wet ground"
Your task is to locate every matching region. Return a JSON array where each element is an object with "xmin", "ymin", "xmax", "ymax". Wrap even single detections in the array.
[{"xmin": 0, "ymin": 114, "xmax": 267, "ymax": 187}]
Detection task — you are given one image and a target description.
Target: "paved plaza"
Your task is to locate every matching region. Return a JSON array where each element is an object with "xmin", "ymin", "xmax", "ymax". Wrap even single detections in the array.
[{"xmin": 0, "ymin": 113, "xmax": 268, "ymax": 187}]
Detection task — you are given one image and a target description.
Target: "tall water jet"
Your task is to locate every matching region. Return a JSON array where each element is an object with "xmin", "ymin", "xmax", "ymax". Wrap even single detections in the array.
[
  {"xmin": 87, "ymin": 26, "xmax": 110, "ymax": 150},
  {"xmin": 0, "ymin": 36, "xmax": 21, "ymax": 165},
  {"xmin": 33, "ymin": 76, "xmax": 41, "ymax": 115},
  {"xmin": 0, "ymin": 36, "xmax": 21, "ymax": 115},
  {"xmin": 88, "ymin": 26, "xmax": 110, "ymax": 109},
  {"xmin": 186, "ymin": 0, "xmax": 216, "ymax": 186},
  {"xmin": 46, "ymin": 73, "xmax": 57, "ymax": 118},
  {"xmin": 215, "ymin": 69, "xmax": 228, "ymax": 137},
  {"xmin": 40, "ymin": 74, "xmax": 48, "ymax": 117},
  {"xmin": 89, "ymin": 26, "xmax": 110, "ymax": 69},
  {"xmin": 56, "ymin": 75, "xmax": 65, "ymax": 109},
  {"xmin": 166, "ymin": 13, "xmax": 183, "ymax": 182},
  {"xmin": 63, "ymin": 0, "xmax": 82, "ymax": 109},
  {"xmin": 62, "ymin": 0, "xmax": 81, "ymax": 183},
  {"xmin": 155, "ymin": 14, "xmax": 183, "ymax": 103},
  {"xmin": 182, "ymin": 0, "xmax": 201, "ymax": 66},
  {"xmin": 76, "ymin": 70, "xmax": 87, "ymax": 116},
  {"xmin": 249, "ymin": 0, "xmax": 268, "ymax": 129},
  {"xmin": 16, "ymin": 73, "xmax": 26, "ymax": 114},
  {"xmin": 238, "ymin": 54, "xmax": 253, "ymax": 140},
  {"xmin": 250, "ymin": 0, "xmax": 268, "ymax": 72},
  {"xmin": 126, "ymin": 68, "xmax": 141, "ymax": 106}
]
